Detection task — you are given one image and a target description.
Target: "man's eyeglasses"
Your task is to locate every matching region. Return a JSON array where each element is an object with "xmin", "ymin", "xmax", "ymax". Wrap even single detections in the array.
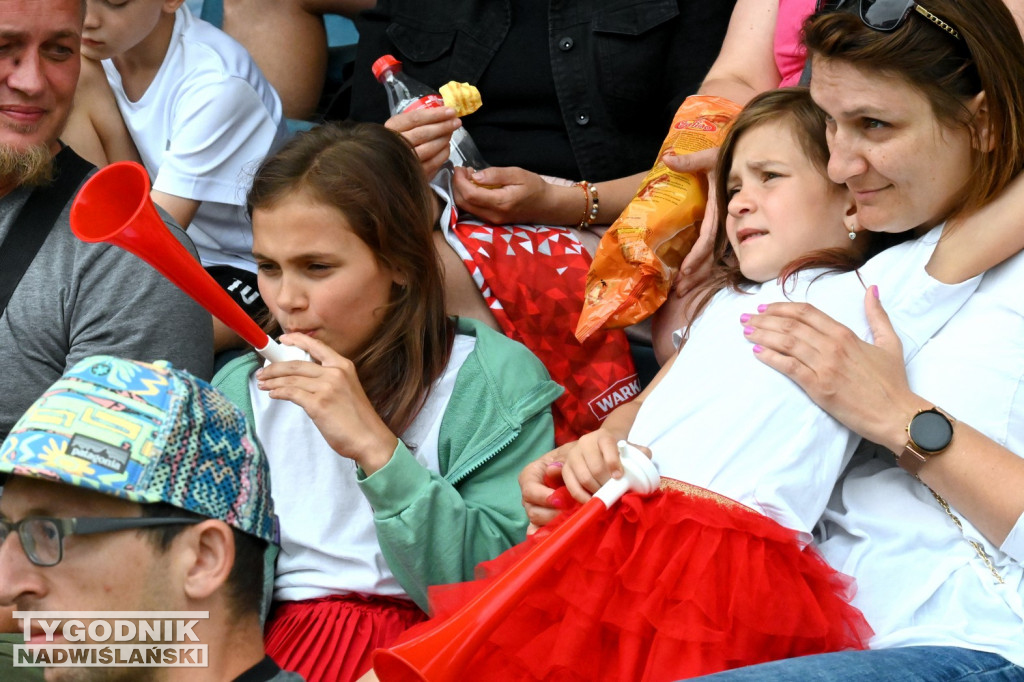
[
  {"xmin": 0, "ymin": 516, "xmax": 202, "ymax": 567},
  {"xmin": 819, "ymin": 0, "xmax": 962, "ymax": 40}
]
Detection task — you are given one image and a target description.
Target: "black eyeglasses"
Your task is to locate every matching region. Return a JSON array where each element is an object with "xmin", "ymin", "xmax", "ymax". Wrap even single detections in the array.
[
  {"xmin": 0, "ymin": 516, "xmax": 202, "ymax": 567},
  {"xmin": 820, "ymin": 0, "xmax": 962, "ymax": 40}
]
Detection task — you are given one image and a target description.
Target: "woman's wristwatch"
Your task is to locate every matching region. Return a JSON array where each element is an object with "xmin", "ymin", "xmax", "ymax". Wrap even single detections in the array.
[{"xmin": 896, "ymin": 406, "xmax": 956, "ymax": 477}]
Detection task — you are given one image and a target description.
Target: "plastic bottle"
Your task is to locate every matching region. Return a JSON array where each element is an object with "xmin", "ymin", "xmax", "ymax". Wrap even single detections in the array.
[{"xmin": 372, "ymin": 54, "xmax": 489, "ymax": 170}]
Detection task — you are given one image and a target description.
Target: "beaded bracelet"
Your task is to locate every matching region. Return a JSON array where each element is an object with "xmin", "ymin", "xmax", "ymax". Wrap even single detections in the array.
[{"xmin": 575, "ymin": 181, "xmax": 600, "ymax": 229}]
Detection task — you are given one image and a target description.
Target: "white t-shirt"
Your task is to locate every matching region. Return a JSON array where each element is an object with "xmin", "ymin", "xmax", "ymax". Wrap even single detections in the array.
[
  {"xmin": 629, "ymin": 226, "xmax": 978, "ymax": 540},
  {"xmin": 817, "ymin": 245, "xmax": 1024, "ymax": 664},
  {"xmin": 253, "ymin": 335, "xmax": 475, "ymax": 603},
  {"xmin": 102, "ymin": 6, "xmax": 289, "ymax": 272}
]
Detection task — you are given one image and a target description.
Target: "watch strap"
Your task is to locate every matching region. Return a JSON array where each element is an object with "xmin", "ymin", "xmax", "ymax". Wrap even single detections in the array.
[{"xmin": 897, "ymin": 441, "xmax": 931, "ymax": 477}]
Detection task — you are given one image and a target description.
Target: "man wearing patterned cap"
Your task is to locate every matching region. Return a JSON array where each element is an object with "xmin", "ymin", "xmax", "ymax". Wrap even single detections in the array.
[{"xmin": 0, "ymin": 356, "xmax": 301, "ymax": 681}]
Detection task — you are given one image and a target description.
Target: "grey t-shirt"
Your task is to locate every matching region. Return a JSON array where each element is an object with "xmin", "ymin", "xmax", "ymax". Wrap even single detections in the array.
[{"xmin": 0, "ymin": 162, "xmax": 213, "ymax": 437}]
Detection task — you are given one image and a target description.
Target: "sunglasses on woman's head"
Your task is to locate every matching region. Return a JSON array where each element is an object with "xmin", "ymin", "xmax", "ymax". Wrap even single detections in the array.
[{"xmin": 818, "ymin": 0, "xmax": 962, "ymax": 40}]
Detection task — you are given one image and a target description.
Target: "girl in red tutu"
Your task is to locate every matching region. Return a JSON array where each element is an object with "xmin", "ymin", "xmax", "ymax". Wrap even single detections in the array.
[{"xmin": 379, "ymin": 86, "xmax": 1024, "ymax": 681}]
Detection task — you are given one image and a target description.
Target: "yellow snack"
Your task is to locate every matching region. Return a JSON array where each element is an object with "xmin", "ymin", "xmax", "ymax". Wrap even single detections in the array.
[{"xmin": 440, "ymin": 81, "xmax": 482, "ymax": 117}]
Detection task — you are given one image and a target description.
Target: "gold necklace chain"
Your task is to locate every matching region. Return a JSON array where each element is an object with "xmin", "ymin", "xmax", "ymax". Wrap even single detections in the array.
[{"xmin": 927, "ymin": 486, "xmax": 1005, "ymax": 584}]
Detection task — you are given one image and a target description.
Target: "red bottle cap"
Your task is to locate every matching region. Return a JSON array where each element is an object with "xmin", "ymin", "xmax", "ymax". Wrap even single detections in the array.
[{"xmin": 371, "ymin": 54, "xmax": 402, "ymax": 81}]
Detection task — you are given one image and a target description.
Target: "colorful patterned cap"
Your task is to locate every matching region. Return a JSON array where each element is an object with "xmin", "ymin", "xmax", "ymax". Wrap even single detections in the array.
[{"xmin": 0, "ymin": 356, "xmax": 277, "ymax": 544}]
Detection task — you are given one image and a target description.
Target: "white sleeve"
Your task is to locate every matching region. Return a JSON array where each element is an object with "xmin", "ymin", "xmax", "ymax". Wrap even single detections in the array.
[
  {"xmin": 429, "ymin": 163, "xmax": 457, "ymax": 232},
  {"xmin": 857, "ymin": 226, "xmax": 981, "ymax": 362},
  {"xmin": 999, "ymin": 510, "xmax": 1024, "ymax": 564},
  {"xmin": 153, "ymin": 77, "xmax": 282, "ymax": 206}
]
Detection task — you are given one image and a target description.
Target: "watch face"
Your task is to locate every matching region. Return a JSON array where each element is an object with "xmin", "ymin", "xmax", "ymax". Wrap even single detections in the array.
[{"xmin": 909, "ymin": 409, "xmax": 953, "ymax": 453}]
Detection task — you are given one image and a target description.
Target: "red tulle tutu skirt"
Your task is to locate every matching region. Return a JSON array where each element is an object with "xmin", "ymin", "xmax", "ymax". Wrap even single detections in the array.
[
  {"xmin": 391, "ymin": 481, "xmax": 872, "ymax": 681},
  {"xmin": 265, "ymin": 593, "xmax": 426, "ymax": 682}
]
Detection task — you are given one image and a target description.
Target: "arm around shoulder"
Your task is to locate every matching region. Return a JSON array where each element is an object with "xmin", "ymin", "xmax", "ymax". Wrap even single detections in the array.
[{"xmin": 926, "ymin": 171, "xmax": 1024, "ymax": 284}]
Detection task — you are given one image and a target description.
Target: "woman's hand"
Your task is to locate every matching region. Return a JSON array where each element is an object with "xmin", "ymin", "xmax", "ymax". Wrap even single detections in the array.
[
  {"xmin": 741, "ymin": 286, "xmax": 925, "ymax": 451},
  {"xmin": 385, "ymin": 107, "xmax": 461, "ymax": 180},
  {"xmin": 746, "ymin": 289, "xmax": 1024, "ymax": 547},
  {"xmin": 255, "ymin": 333, "xmax": 399, "ymax": 474},
  {"xmin": 663, "ymin": 147, "xmax": 720, "ymax": 297},
  {"xmin": 452, "ymin": 165, "xmax": 567, "ymax": 225}
]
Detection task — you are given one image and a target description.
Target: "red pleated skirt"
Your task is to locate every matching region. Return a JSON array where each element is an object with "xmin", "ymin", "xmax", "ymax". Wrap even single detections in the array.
[
  {"xmin": 392, "ymin": 482, "xmax": 872, "ymax": 682},
  {"xmin": 265, "ymin": 593, "xmax": 426, "ymax": 682}
]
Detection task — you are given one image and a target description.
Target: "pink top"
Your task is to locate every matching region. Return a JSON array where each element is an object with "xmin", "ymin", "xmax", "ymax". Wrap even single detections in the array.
[{"xmin": 774, "ymin": 0, "xmax": 816, "ymax": 86}]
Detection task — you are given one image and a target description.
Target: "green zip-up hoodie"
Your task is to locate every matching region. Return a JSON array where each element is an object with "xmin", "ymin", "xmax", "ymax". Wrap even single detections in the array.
[{"xmin": 213, "ymin": 317, "xmax": 563, "ymax": 609}]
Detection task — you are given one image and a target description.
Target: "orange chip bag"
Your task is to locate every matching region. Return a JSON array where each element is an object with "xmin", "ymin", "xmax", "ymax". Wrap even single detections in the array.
[{"xmin": 575, "ymin": 95, "xmax": 742, "ymax": 342}]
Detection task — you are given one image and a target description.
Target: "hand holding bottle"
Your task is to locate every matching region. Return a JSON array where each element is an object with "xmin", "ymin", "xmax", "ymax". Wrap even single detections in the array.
[
  {"xmin": 373, "ymin": 55, "xmax": 488, "ymax": 171},
  {"xmin": 385, "ymin": 106, "xmax": 462, "ymax": 180}
]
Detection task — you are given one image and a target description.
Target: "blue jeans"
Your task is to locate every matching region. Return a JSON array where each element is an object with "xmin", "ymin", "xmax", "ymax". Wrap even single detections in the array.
[{"xmin": 691, "ymin": 647, "xmax": 1024, "ymax": 681}]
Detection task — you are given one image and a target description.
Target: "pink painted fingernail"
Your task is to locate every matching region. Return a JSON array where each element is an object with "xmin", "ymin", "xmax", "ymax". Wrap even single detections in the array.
[
  {"xmin": 871, "ymin": 285, "xmax": 880, "ymax": 299},
  {"xmin": 753, "ymin": 345, "xmax": 764, "ymax": 353},
  {"xmin": 744, "ymin": 326, "xmax": 755, "ymax": 335},
  {"xmin": 545, "ymin": 492, "xmax": 565, "ymax": 509},
  {"xmin": 740, "ymin": 313, "xmax": 751, "ymax": 323},
  {"xmin": 757, "ymin": 304, "xmax": 768, "ymax": 313}
]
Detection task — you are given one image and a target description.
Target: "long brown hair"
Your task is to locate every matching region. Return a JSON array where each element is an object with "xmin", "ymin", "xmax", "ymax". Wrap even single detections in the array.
[
  {"xmin": 248, "ymin": 122, "xmax": 450, "ymax": 434},
  {"xmin": 803, "ymin": 0, "xmax": 1024, "ymax": 219},
  {"xmin": 684, "ymin": 87, "xmax": 866, "ymax": 337}
]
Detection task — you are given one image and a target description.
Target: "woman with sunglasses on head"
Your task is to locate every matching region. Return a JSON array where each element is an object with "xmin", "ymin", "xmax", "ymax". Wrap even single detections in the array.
[
  {"xmin": 678, "ymin": 0, "xmax": 1024, "ymax": 679},
  {"xmin": 649, "ymin": 0, "xmax": 1024, "ymax": 361}
]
